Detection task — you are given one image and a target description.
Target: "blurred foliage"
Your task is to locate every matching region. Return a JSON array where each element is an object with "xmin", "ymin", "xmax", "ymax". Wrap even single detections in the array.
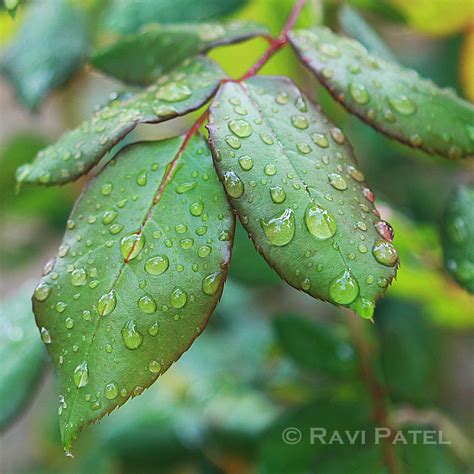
[{"xmin": 1, "ymin": 0, "xmax": 473, "ymax": 471}]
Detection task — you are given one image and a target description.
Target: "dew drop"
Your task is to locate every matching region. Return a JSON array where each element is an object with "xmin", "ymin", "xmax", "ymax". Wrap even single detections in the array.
[
  {"xmin": 148, "ymin": 321, "xmax": 159, "ymax": 336},
  {"xmin": 304, "ymin": 204, "xmax": 337, "ymax": 239},
  {"xmin": 328, "ymin": 173, "xmax": 348, "ymax": 191},
  {"xmin": 388, "ymin": 95, "xmax": 417, "ymax": 115},
  {"xmin": 148, "ymin": 361, "xmax": 161, "ymax": 373},
  {"xmin": 223, "ymin": 171, "xmax": 244, "ymax": 198},
  {"xmin": 228, "ymin": 119, "xmax": 253, "ymax": 138},
  {"xmin": 374, "ymin": 220, "xmax": 394, "ymax": 242},
  {"xmin": 170, "ymin": 287, "xmax": 187, "ymax": 308},
  {"xmin": 104, "ymin": 382, "xmax": 118, "ymax": 400},
  {"xmin": 138, "ymin": 294, "xmax": 157, "ymax": 314},
  {"xmin": 291, "ymin": 115, "xmax": 309, "ymax": 129},
  {"xmin": 102, "ymin": 209, "xmax": 118, "ymax": 225},
  {"xmin": 349, "ymin": 83, "xmax": 370, "ymax": 105},
  {"xmin": 372, "ymin": 240, "xmax": 398, "ymax": 267},
  {"xmin": 120, "ymin": 232, "xmax": 145, "ymax": 261},
  {"xmin": 71, "ymin": 268, "xmax": 86, "ymax": 286},
  {"xmin": 270, "ymin": 186, "xmax": 286, "ymax": 204},
  {"xmin": 330, "ymin": 127, "xmax": 345, "ymax": 144},
  {"xmin": 101, "ymin": 183, "xmax": 113, "ymax": 196},
  {"xmin": 34, "ymin": 282, "xmax": 51, "ymax": 302},
  {"xmin": 311, "ymin": 132, "xmax": 329, "ymax": 148},
  {"xmin": 136, "ymin": 170, "xmax": 148, "ymax": 186},
  {"xmin": 225, "ymin": 135, "xmax": 241, "ymax": 149},
  {"xmin": 239, "ymin": 155, "xmax": 254, "ymax": 171},
  {"xmin": 297, "ymin": 142, "xmax": 312, "ymax": 154},
  {"xmin": 40, "ymin": 327, "xmax": 52, "ymax": 344},
  {"xmin": 264, "ymin": 163, "xmax": 277, "ymax": 176},
  {"xmin": 190, "ymin": 200, "xmax": 204, "ymax": 217},
  {"xmin": 354, "ymin": 298, "xmax": 375, "ymax": 320},
  {"xmin": 98, "ymin": 290, "xmax": 116, "ymax": 316},
  {"xmin": 329, "ymin": 270, "xmax": 359, "ymax": 305},
  {"xmin": 73, "ymin": 361, "xmax": 89, "ymax": 388},
  {"xmin": 261, "ymin": 208, "xmax": 295, "ymax": 246},
  {"xmin": 155, "ymin": 82, "xmax": 192, "ymax": 102},
  {"xmin": 145, "ymin": 255, "xmax": 169, "ymax": 275},
  {"xmin": 121, "ymin": 320, "xmax": 143, "ymax": 350},
  {"xmin": 202, "ymin": 271, "xmax": 223, "ymax": 296}
]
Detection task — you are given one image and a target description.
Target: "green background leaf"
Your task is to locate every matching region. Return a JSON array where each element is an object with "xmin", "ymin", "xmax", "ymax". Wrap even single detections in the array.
[
  {"xmin": 92, "ymin": 21, "xmax": 268, "ymax": 85},
  {"xmin": 17, "ymin": 56, "xmax": 225, "ymax": 185},
  {"xmin": 208, "ymin": 76, "xmax": 398, "ymax": 317},
  {"xmin": 0, "ymin": 282, "xmax": 46, "ymax": 430},
  {"xmin": 33, "ymin": 136, "xmax": 234, "ymax": 451},
  {"xmin": 0, "ymin": 0, "xmax": 90, "ymax": 109},
  {"xmin": 440, "ymin": 184, "xmax": 474, "ymax": 293},
  {"xmin": 289, "ymin": 27, "xmax": 474, "ymax": 159}
]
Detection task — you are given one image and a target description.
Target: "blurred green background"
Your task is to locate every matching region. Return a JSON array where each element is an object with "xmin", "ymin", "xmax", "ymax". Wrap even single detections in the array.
[{"xmin": 0, "ymin": 0, "xmax": 473, "ymax": 472}]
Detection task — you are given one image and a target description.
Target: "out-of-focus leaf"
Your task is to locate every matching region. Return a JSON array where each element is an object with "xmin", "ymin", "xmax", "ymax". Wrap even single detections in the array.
[
  {"xmin": 92, "ymin": 21, "xmax": 268, "ymax": 85},
  {"xmin": 32, "ymin": 137, "xmax": 234, "ymax": 452},
  {"xmin": 441, "ymin": 184, "xmax": 474, "ymax": 293},
  {"xmin": 0, "ymin": 0, "xmax": 90, "ymax": 109},
  {"xmin": 289, "ymin": 27, "xmax": 474, "ymax": 159},
  {"xmin": 258, "ymin": 398, "xmax": 373, "ymax": 473},
  {"xmin": 461, "ymin": 30, "xmax": 474, "ymax": 102},
  {"xmin": 3, "ymin": 0, "xmax": 23, "ymax": 16},
  {"xmin": 16, "ymin": 56, "xmax": 225, "ymax": 185},
  {"xmin": 388, "ymin": 0, "xmax": 474, "ymax": 36},
  {"xmin": 338, "ymin": 5, "xmax": 396, "ymax": 62},
  {"xmin": 208, "ymin": 76, "xmax": 398, "ymax": 318},
  {"xmin": 316, "ymin": 445, "xmax": 387, "ymax": 474},
  {"xmin": 229, "ymin": 221, "xmax": 281, "ymax": 287},
  {"xmin": 376, "ymin": 298, "xmax": 439, "ymax": 405},
  {"xmin": 101, "ymin": 0, "xmax": 248, "ymax": 34},
  {"xmin": 274, "ymin": 315, "xmax": 357, "ymax": 377},
  {"xmin": 347, "ymin": 0, "xmax": 406, "ymax": 22},
  {"xmin": 0, "ymin": 282, "xmax": 46, "ymax": 430}
]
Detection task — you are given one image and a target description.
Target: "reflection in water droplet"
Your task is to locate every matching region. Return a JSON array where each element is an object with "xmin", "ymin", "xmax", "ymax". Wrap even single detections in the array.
[
  {"xmin": 120, "ymin": 232, "xmax": 145, "ymax": 261},
  {"xmin": 372, "ymin": 240, "xmax": 398, "ymax": 267},
  {"xmin": 202, "ymin": 271, "xmax": 223, "ymax": 295},
  {"xmin": 261, "ymin": 208, "xmax": 295, "ymax": 246},
  {"xmin": 270, "ymin": 186, "xmax": 286, "ymax": 204},
  {"xmin": 329, "ymin": 270, "xmax": 359, "ymax": 305},
  {"xmin": 374, "ymin": 220, "xmax": 394, "ymax": 242},
  {"xmin": 304, "ymin": 204, "xmax": 337, "ymax": 239},
  {"xmin": 122, "ymin": 320, "xmax": 143, "ymax": 350},
  {"xmin": 71, "ymin": 268, "xmax": 86, "ymax": 286},
  {"xmin": 98, "ymin": 290, "xmax": 116, "ymax": 316},
  {"xmin": 74, "ymin": 361, "xmax": 89, "ymax": 388},
  {"xmin": 223, "ymin": 171, "xmax": 244, "ymax": 198},
  {"xmin": 354, "ymin": 298, "xmax": 375, "ymax": 320},
  {"xmin": 145, "ymin": 255, "xmax": 169, "ymax": 275}
]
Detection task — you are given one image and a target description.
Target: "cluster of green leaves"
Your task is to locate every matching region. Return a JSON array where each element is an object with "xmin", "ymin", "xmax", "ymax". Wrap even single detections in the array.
[{"xmin": 2, "ymin": 0, "xmax": 473, "ymax": 454}]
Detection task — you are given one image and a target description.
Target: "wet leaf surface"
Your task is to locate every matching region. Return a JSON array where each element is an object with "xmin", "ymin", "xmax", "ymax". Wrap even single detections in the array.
[
  {"xmin": 441, "ymin": 184, "xmax": 474, "ymax": 293},
  {"xmin": 16, "ymin": 56, "xmax": 225, "ymax": 185},
  {"xmin": 32, "ymin": 137, "xmax": 234, "ymax": 451},
  {"xmin": 0, "ymin": 0, "xmax": 90, "ymax": 109},
  {"xmin": 208, "ymin": 76, "xmax": 398, "ymax": 317},
  {"xmin": 92, "ymin": 21, "xmax": 268, "ymax": 85},
  {"xmin": 289, "ymin": 27, "xmax": 474, "ymax": 159}
]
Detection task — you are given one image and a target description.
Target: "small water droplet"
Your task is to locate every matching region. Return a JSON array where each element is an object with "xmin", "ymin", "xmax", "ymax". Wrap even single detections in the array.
[
  {"xmin": 261, "ymin": 208, "xmax": 295, "ymax": 246},
  {"xmin": 297, "ymin": 142, "xmax": 312, "ymax": 154},
  {"xmin": 104, "ymin": 382, "xmax": 118, "ymax": 400},
  {"xmin": 190, "ymin": 200, "xmax": 204, "ymax": 217},
  {"xmin": 228, "ymin": 119, "xmax": 253, "ymax": 138},
  {"xmin": 122, "ymin": 320, "xmax": 143, "ymax": 350},
  {"xmin": 170, "ymin": 287, "xmax": 187, "ymax": 308},
  {"xmin": 138, "ymin": 294, "xmax": 157, "ymax": 313},
  {"xmin": 145, "ymin": 255, "xmax": 169, "ymax": 275},
  {"xmin": 328, "ymin": 173, "xmax": 348, "ymax": 191},
  {"xmin": 330, "ymin": 127, "xmax": 345, "ymax": 144},
  {"xmin": 291, "ymin": 115, "xmax": 309, "ymax": 129},
  {"xmin": 329, "ymin": 270, "xmax": 359, "ymax": 305},
  {"xmin": 388, "ymin": 95, "xmax": 417, "ymax": 115},
  {"xmin": 148, "ymin": 360, "xmax": 161, "ymax": 373},
  {"xmin": 349, "ymin": 83, "xmax": 370, "ymax": 105},
  {"xmin": 155, "ymin": 82, "xmax": 192, "ymax": 102},
  {"xmin": 304, "ymin": 204, "xmax": 337, "ymax": 239},
  {"xmin": 223, "ymin": 171, "xmax": 244, "ymax": 198},
  {"xmin": 202, "ymin": 271, "xmax": 223, "ymax": 295},
  {"xmin": 98, "ymin": 290, "xmax": 116, "ymax": 316},
  {"xmin": 136, "ymin": 170, "xmax": 148, "ymax": 186},
  {"xmin": 120, "ymin": 232, "xmax": 145, "ymax": 261},
  {"xmin": 71, "ymin": 268, "xmax": 86, "ymax": 286},
  {"xmin": 270, "ymin": 186, "xmax": 286, "ymax": 203},
  {"xmin": 374, "ymin": 220, "xmax": 394, "ymax": 242},
  {"xmin": 354, "ymin": 298, "xmax": 375, "ymax": 319},
  {"xmin": 40, "ymin": 327, "xmax": 52, "ymax": 344},
  {"xmin": 225, "ymin": 135, "xmax": 241, "ymax": 149},
  {"xmin": 264, "ymin": 163, "xmax": 277, "ymax": 176},
  {"xmin": 101, "ymin": 183, "xmax": 113, "ymax": 196},
  {"xmin": 311, "ymin": 132, "xmax": 329, "ymax": 148},
  {"xmin": 34, "ymin": 282, "xmax": 51, "ymax": 302},
  {"xmin": 73, "ymin": 361, "xmax": 89, "ymax": 388},
  {"xmin": 239, "ymin": 155, "xmax": 254, "ymax": 171}
]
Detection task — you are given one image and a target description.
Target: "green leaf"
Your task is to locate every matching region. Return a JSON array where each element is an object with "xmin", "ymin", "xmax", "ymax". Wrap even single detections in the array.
[
  {"xmin": 338, "ymin": 5, "xmax": 396, "ymax": 62},
  {"xmin": 3, "ymin": 0, "xmax": 24, "ymax": 16},
  {"xmin": 0, "ymin": 282, "xmax": 46, "ymax": 430},
  {"xmin": 101, "ymin": 0, "xmax": 248, "ymax": 34},
  {"xmin": 208, "ymin": 76, "xmax": 398, "ymax": 318},
  {"xmin": 0, "ymin": 0, "xmax": 90, "ymax": 109},
  {"xmin": 288, "ymin": 27, "xmax": 474, "ymax": 159},
  {"xmin": 32, "ymin": 136, "xmax": 234, "ymax": 452},
  {"xmin": 440, "ymin": 184, "xmax": 474, "ymax": 293},
  {"xmin": 274, "ymin": 315, "xmax": 357, "ymax": 377},
  {"xmin": 92, "ymin": 21, "xmax": 268, "ymax": 85},
  {"xmin": 16, "ymin": 56, "xmax": 225, "ymax": 186}
]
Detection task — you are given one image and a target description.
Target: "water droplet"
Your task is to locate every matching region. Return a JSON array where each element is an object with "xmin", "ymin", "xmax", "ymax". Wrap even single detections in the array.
[
  {"xmin": 198, "ymin": 245, "xmax": 212, "ymax": 258},
  {"xmin": 120, "ymin": 232, "xmax": 145, "ymax": 261},
  {"xmin": 102, "ymin": 209, "xmax": 118, "ymax": 225},
  {"xmin": 101, "ymin": 183, "xmax": 113, "ymax": 196},
  {"xmin": 347, "ymin": 165, "xmax": 364, "ymax": 182},
  {"xmin": 311, "ymin": 133, "xmax": 329, "ymax": 148},
  {"xmin": 363, "ymin": 188, "xmax": 375, "ymax": 203},
  {"xmin": 372, "ymin": 240, "xmax": 398, "ymax": 266},
  {"xmin": 388, "ymin": 96, "xmax": 417, "ymax": 115},
  {"xmin": 259, "ymin": 133, "xmax": 274, "ymax": 145},
  {"xmin": 275, "ymin": 92, "xmax": 289, "ymax": 104},
  {"xmin": 304, "ymin": 204, "xmax": 337, "ymax": 239},
  {"xmin": 239, "ymin": 155, "xmax": 254, "ymax": 171},
  {"xmin": 176, "ymin": 181, "xmax": 197, "ymax": 193},
  {"xmin": 264, "ymin": 163, "xmax": 277, "ymax": 176},
  {"xmin": 55, "ymin": 301, "xmax": 67, "ymax": 313},
  {"xmin": 374, "ymin": 220, "xmax": 394, "ymax": 242},
  {"xmin": 170, "ymin": 287, "xmax": 187, "ymax": 308},
  {"xmin": 202, "ymin": 271, "xmax": 223, "ymax": 295},
  {"xmin": 319, "ymin": 43, "xmax": 340, "ymax": 57},
  {"xmin": 225, "ymin": 135, "xmax": 241, "ymax": 149},
  {"xmin": 73, "ymin": 361, "xmax": 89, "ymax": 388},
  {"xmin": 104, "ymin": 382, "xmax": 118, "ymax": 400},
  {"xmin": 223, "ymin": 171, "xmax": 244, "ymax": 198},
  {"xmin": 329, "ymin": 270, "xmax": 359, "ymax": 305},
  {"xmin": 330, "ymin": 127, "xmax": 345, "ymax": 144},
  {"xmin": 328, "ymin": 173, "xmax": 348, "ymax": 191},
  {"xmin": 354, "ymin": 298, "xmax": 375, "ymax": 319},
  {"xmin": 71, "ymin": 268, "xmax": 86, "ymax": 286},
  {"xmin": 349, "ymin": 83, "xmax": 370, "ymax": 105},
  {"xmin": 65, "ymin": 317, "xmax": 74, "ymax": 329},
  {"xmin": 190, "ymin": 200, "xmax": 204, "ymax": 216},
  {"xmin": 145, "ymin": 255, "xmax": 169, "ymax": 275},
  {"xmin": 148, "ymin": 361, "xmax": 161, "ymax": 373},
  {"xmin": 40, "ymin": 327, "xmax": 52, "ymax": 344},
  {"xmin": 297, "ymin": 142, "xmax": 312, "ymax": 154},
  {"xmin": 155, "ymin": 82, "xmax": 192, "ymax": 102},
  {"xmin": 138, "ymin": 294, "xmax": 157, "ymax": 313},
  {"xmin": 109, "ymin": 223, "xmax": 124, "ymax": 235},
  {"xmin": 148, "ymin": 321, "xmax": 159, "ymax": 336},
  {"xmin": 34, "ymin": 282, "xmax": 51, "ymax": 302},
  {"xmin": 261, "ymin": 208, "xmax": 295, "ymax": 246},
  {"xmin": 270, "ymin": 186, "xmax": 286, "ymax": 203},
  {"xmin": 98, "ymin": 290, "xmax": 116, "ymax": 316},
  {"xmin": 291, "ymin": 115, "xmax": 309, "ymax": 129},
  {"xmin": 122, "ymin": 320, "xmax": 143, "ymax": 350},
  {"xmin": 228, "ymin": 119, "xmax": 253, "ymax": 138},
  {"xmin": 136, "ymin": 170, "xmax": 148, "ymax": 186}
]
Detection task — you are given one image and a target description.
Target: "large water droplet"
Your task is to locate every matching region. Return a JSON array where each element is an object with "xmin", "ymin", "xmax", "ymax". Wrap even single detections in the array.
[
  {"xmin": 120, "ymin": 232, "xmax": 145, "ymax": 261},
  {"xmin": 202, "ymin": 271, "xmax": 223, "ymax": 295},
  {"xmin": 238, "ymin": 155, "xmax": 254, "ymax": 171},
  {"xmin": 349, "ymin": 83, "xmax": 370, "ymax": 105},
  {"xmin": 329, "ymin": 270, "xmax": 359, "ymax": 305},
  {"xmin": 228, "ymin": 119, "xmax": 253, "ymax": 138},
  {"xmin": 388, "ymin": 96, "xmax": 417, "ymax": 115},
  {"xmin": 170, "ymin": 287, "xmax": 187, "ymax": 309},
  {"xmin": 261, "ymin": 208, "xmax": 295, "ymax": 246},
  {"xmin": 223, "ymin": 171, "xmax": 244, "ymax": 198},
  {"xmin": 98, "ymin": 290, "xmax": 116, "ymax": 316},
  {"xmin": 372, "ymin": 240, "xmax": 398, "ymax": 267},
  {"xmin": 73, "ymin": 361, "xmax": 89, "ymax": 388},
  {"xmin": 353, "ymin": 298, "xmax": 375, "ymax": 320},
  {"xmin": 122, "ymin": 320, "xmax": 143, "ymax": 350},
  {"xmin": 304, "ymin": 204, "xmax": 337, "ymax": 239},
  {"xmin": 145, "ymin": 255, "xmax": 169, "ymax": 275},
  {"xmin": 225, "ymin": 135, "xmax": 241, "ymax": 149}
]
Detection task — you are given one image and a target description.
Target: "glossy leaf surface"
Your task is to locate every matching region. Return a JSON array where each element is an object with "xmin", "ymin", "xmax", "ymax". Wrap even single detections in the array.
[
  {"xmin": 0, "ymin": 0, "xmax": 90, "ymax": 109},
  {"xmin": 208, "ymin": 76, "xmax": 398, "ymax": 317},
  {"xmin": 441, "ymin": 185, "xmax": 474, "ymax": 293},
  {"xmin": 0, "ymin": 283, "xmax": 46, "ymax": 430},
  {"xmin": 92, "ymin": 21, "xmax": 268, "ymax": 85},
  {"xmin": 16, "ymin": 57, "xmax": 225, "ymax": 185},
  {"xmin": 32, "ymin": 137, "xmax": 234, "ymax": 451},
  {"xmin": 289, "ymin": 27, "xmax": 474, "ymax": 159}
]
